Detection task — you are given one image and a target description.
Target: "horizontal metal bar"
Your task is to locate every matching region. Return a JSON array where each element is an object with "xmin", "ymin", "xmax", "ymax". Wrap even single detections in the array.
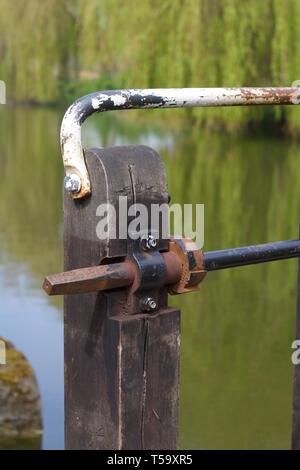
[
  {"xmin": 43, "ymin": 251, "xmax": 184, "ymax": 296},
  {"xmin": 43, "ymin": 262, "xmax": 136, "ymax": 295},
  {"xmin": 203, "ymin": 239, "xmax": 300, "ymax": 271},
  {"xmin": 60, "ymin": 87, "xmax": 300, "ymax": 199}
]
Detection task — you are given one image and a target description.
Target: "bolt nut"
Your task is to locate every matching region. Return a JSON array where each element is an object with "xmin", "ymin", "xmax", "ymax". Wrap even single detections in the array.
[
  {"xmin": 141, "ymin": 297, "xmax": 157, "ymax": 312},
  {"xmin": 141, "ymin": 234, "xmax": 158, "ymax": 251},
  {"xmin": 64, "ymin": 174, "xmax": 81, "ymax": 194}
]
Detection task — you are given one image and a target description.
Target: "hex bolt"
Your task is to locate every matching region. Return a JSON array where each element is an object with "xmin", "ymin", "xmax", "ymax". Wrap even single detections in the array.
[
  {"xmin": 64, "ymin": 174, "xmax": 81, "ymax": 194},
  {"xmin": 141, "ymin": 234, "xmax": 158, "ymax": 251},
  {"xmin": 141, "ymin": 297, "xmax": 157, "ymax": 312}
]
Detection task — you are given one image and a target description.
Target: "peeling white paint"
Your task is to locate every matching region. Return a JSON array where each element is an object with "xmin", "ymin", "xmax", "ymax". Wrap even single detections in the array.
[
  {"xmin": 92, "ymin": 93, "xmax": 127, "ymax": 110},
  {"xmin": 110, "ymin": 94, "xmax": 127, "ymax": 106},
  {"xmin": 91, "ymin": 97, "xmax": 102, "ymax": 109},
  {"xmin": 61, "ymin": 88, "xmax": 300, "ymax": 198}
]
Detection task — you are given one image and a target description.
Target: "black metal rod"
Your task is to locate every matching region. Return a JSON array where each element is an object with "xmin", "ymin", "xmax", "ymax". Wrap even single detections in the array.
[{"xmin": 204, "ymin": 239, "xmax": 300, "ymax": 271}]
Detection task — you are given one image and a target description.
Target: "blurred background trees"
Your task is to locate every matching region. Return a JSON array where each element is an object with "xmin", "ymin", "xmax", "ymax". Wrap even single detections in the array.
[{"xmin": 0, "ymin": 0, "xmax": 300, "ymax": 132}]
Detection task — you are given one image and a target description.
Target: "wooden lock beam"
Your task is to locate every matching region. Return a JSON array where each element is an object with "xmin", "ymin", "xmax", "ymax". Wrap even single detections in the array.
[{"xmin": 63, "ymin": 145, "xmax": 180, "ymax": 450}]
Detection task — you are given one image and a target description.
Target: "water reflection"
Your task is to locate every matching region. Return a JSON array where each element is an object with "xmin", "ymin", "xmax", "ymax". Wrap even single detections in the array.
[{"xmin": 0, "ymin": 106, "xmax": 299, "ymax": 449}]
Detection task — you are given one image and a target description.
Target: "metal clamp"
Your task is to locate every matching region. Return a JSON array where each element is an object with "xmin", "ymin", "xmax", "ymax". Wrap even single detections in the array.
[
  {"xmin": 43, "ymin": 237, "xmax": 206, "ymax": 298},
  {"xmin": 61, "ymin": 87, "xmax": 300, "ymax": 199}
]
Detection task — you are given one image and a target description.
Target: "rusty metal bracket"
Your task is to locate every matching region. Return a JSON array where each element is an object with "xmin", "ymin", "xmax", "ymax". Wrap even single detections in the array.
[
  {"xmin": 43, "ymin": 237, "xmax": 206, "ymax": 300},
  {"xmin": 61, "ymin": 87, "xmax": 300, "ymax": 199},
  {"xmin": 44, "ymin": 237, "xmax": 300, "ymax": 299}
]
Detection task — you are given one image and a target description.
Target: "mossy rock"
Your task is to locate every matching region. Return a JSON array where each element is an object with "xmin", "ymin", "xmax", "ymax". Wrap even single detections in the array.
[{"xmin": 0, "ymin": 337, "xmax": 42, "ymax": 449}]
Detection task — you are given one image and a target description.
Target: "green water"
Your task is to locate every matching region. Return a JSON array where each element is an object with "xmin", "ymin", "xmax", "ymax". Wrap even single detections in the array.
[{"xmin": 0, "ymin": 106, "xmax": 299, "ymax": 449}]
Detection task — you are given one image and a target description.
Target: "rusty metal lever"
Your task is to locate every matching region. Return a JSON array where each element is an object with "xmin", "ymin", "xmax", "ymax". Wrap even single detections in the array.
[
  {"xmin": 43, "ymin": 239, "xmax": 300, "ymax": 297},
  {"xmin": 43, "ymin": 262, "xmax": 136, "ymax": 295},
  {"xmin": 43, "ymin": 239, "xmax": 206, "ymax": 296}
]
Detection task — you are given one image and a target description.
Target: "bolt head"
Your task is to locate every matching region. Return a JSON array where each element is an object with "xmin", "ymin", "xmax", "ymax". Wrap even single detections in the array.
[
  {"xmin": 148, "ymin": 236, "xmax": 157, "ymax": 249},
  {"xmin": 141, "ymin": 234, "xmax": 158, "ymax": 251},
  {"xmin": 141, "ymin": 297, "xmax": 157, "ymax": 312},
  {"xmin": 64, "ymin": 174, "xmax": 81, "ymax": 193}
]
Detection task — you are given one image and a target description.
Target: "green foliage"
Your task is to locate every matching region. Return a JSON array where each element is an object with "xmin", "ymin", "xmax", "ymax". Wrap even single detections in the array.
[
  {"xmin": 1, "ymin": 0, "xmax": 300, "ymax": 131},
  {"xmin": 0, "ymin": 0, "xmax": 77, "ymax": 103},
  {"xmin": 58, "ymin": 75, "xmax": 126, "ymax": 105}
]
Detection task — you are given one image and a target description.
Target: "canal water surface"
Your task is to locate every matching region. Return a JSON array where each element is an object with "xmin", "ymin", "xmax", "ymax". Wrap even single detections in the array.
[{"xmin": 0, "ymin": 106, "xmax": 299, "ymax": 449}]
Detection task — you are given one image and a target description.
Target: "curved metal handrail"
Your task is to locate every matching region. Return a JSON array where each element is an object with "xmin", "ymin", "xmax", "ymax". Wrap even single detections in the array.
[{"xmin": 61, "ymin": 87, "xmax": 300, "ymax": 199}]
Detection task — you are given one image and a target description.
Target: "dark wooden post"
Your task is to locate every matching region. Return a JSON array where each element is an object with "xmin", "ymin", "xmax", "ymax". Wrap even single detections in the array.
[
  {"xmin": 292, "ymin": 252, "xmax": 300, "ymax": 449},
  {"xmin": 64, "ymin": 146, "xmax": 180, "ymax": 450}
]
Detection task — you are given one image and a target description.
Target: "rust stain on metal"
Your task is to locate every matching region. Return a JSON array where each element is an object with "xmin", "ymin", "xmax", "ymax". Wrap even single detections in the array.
[
  {"xmin": 237, "ymin": 87, "xmax": 300, "ymax": 105},
  {"xmin": 61, "ymin": 87, "xmax": 300, "ymax": 199},
  {"xmin": 42, "ymin": 262, "xmax": 136, "ymax": 295},
  {"xmin": 43, "ymin": 238, "xmax": 207, "ymax": 298},
  {"xmin": 167, "ymin": 238, "xmax": 206, "ymax": 294}
]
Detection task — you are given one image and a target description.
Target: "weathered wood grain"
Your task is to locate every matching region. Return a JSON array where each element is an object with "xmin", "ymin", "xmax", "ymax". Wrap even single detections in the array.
[{"xmin": 64, "ymin": 146, "xmax": 180, "ymax": 449}]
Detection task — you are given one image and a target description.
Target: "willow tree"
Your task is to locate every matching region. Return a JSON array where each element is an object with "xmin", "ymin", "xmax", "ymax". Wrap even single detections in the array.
[
  {"xmin": 0, "ymin": 0, "xmax": 77, "ymax": 102},
  {"xmin": 1, "ymin": 0, "xmax": 300, "ymax": 131}
]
